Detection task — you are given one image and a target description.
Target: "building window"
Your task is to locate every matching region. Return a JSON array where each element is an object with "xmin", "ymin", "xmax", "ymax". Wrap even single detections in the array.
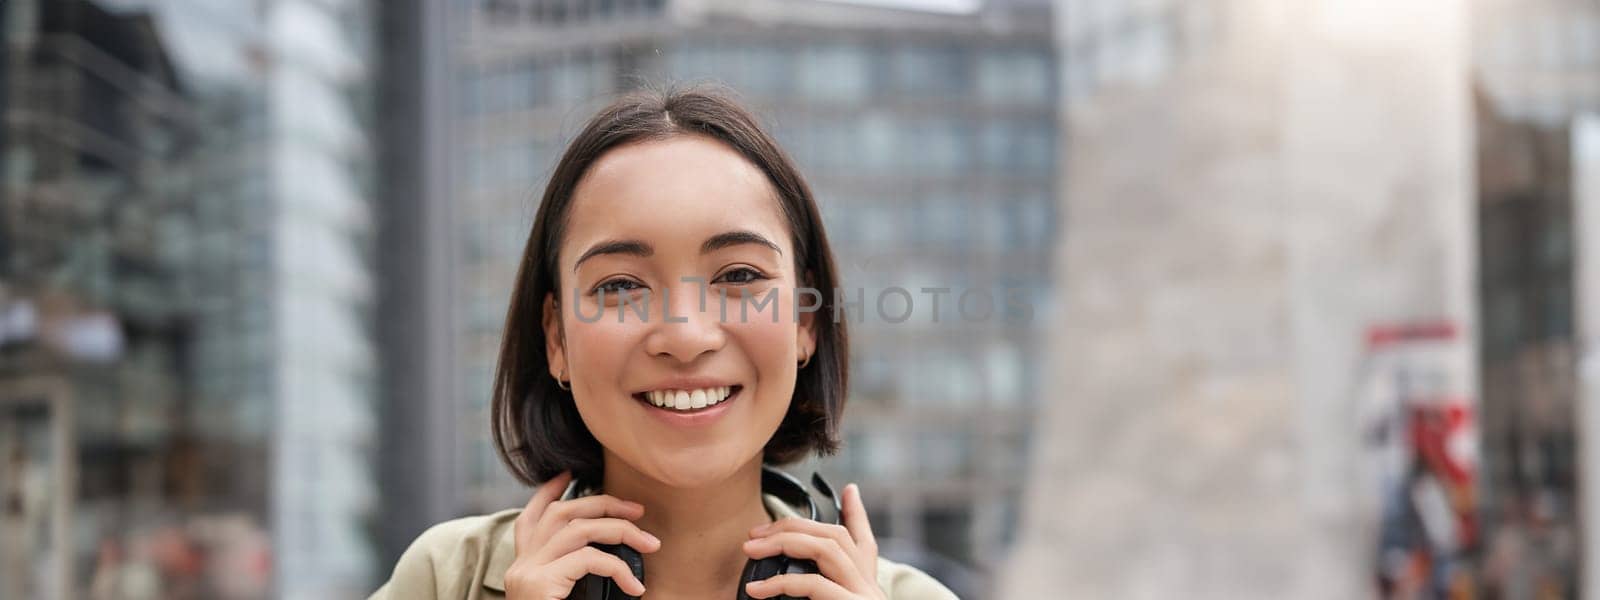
[
  {"xmin": 890, "ymin": 43, "xmax": 968, "ymax": 97},
  {"xmin": 797, "ymin": 43, "xmax": 870, "ymax": 102},
  {"xmin": 907, "ymin": 120, "xmax": 970, "ymax": 174},
  {"xmin": 978, "ymin": 49, "xmax": 1053, "ymax": 105}
]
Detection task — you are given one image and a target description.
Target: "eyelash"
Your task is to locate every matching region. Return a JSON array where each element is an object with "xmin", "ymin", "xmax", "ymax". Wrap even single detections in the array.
[{"xmin": 589, "ymin": 267, "xmax": 769, "ymax": 296}]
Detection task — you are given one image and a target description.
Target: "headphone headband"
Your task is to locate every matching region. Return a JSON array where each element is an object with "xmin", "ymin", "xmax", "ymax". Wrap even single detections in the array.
[
  {"xmin": 560, "ymin": 465, "xmax": 839, "ymax": 524},
  {"xmin": 563, "ymin": 465, "xmax": 840, "ymax": 600}
]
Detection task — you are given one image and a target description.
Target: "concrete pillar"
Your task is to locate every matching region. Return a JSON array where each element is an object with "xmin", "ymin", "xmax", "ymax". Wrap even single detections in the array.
[
  {"xmin": 1002, "ymin": 0, "xmax": 1474, "ymax": 597},
  {"xmin": 1573, "ymin": 112, "xmax": 1600, "ymax": 598}
]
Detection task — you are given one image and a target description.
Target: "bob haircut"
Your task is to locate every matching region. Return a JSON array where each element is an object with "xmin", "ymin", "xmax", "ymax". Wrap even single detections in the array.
[{"xmin": 490, "ymin": 84, "xmax": 851, "ymax": 486}]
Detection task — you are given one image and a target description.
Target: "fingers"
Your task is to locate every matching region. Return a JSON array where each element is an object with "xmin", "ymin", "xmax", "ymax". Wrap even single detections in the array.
[
  {"xmin": 744, "ymin": 573, "xmax": 852, "ymax": 600},
  {"xmin": 743, "ymin": 531, "xmax": 871, "ymax": 593},
  {"xmin": 532, "ymin": 494, "xmax": 645, "ymax": 546},
  {"xmin": 542, "ymin": 494, "xmax": 646, "ymax": 524},
  {"xmin": 514, "ymin": 474, "xmax": 645, "ymax": 562},
  {"xmin": 841, "ymin": 483, "xmax": 879, "ymax": 556},
  {"xmin": 544, "ymin": 545, "xmax": 647, "ymax": 597},
  {"xmin": 750, "ymin": 518, "xmax": 852, "ymax": 542},
  {"xmin": 743, "ymin": 481, "xmax": 883, "ymax": 597},
  {"xmin": 532, "ymin": 517, "xmax": 661, "ymax": 564},
  {"xmin": 514, "ymin": 471, "xmax": 573, "ymax": 555},
  {"xmin": 506, "ymin": 475, "xmax": 656, "ymax": 599},
  {"xmin": 518, "ymin": 495, "xmax": 645, "ymax": 573},
  {"xmin": 750, "ymin": 518, "xmax": 870, "ymax": 576},
  {"xmin": 525, "ymin": 471, "xmax": 574, "ymax": 519}
]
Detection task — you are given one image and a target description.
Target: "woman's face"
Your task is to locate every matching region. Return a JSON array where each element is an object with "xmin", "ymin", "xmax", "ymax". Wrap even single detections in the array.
[{"xmin": 543, "ymin": 135, "xmax": 817, "ymax": 489}]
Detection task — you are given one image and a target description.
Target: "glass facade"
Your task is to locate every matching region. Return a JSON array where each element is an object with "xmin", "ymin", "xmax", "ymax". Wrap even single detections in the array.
[
  {"xmin": 1473, "ymin": 0, "xmax": 1600, "ymax": 594},
  {"xmin": 265, "ymin": 1, "xmax": 379, "ymax": 597},
  {"xmin": 1, "ymin": 0, "xmax": 380, "ymax": 597}
]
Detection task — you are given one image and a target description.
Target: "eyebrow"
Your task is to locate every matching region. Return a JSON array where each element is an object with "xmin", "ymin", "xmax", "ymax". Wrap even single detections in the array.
[{"xmin": 572, "ymin": 230, "xmax": 783, "ymax": 273}]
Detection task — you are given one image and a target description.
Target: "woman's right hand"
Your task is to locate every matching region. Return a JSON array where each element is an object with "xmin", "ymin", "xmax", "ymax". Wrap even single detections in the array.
[{"xmin": 505, "ymin": 470, "xmax": 662, "ymax": 599}]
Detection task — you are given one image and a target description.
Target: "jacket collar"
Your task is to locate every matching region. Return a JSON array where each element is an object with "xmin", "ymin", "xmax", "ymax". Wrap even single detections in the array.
[{"xmin": 483, "ymin": 491, "xmax": 806, "ymax": 592}]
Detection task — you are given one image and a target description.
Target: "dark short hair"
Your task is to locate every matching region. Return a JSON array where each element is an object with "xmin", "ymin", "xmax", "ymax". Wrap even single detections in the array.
[{"xmin": 490, "ymin": 84, "xmax": 851, "ymax": 486}]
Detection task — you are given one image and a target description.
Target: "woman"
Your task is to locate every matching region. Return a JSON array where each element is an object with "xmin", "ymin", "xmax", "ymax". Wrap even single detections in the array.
[{"xmin": 370, "ymin": 86, "xmax": 960, "ymax": 600}]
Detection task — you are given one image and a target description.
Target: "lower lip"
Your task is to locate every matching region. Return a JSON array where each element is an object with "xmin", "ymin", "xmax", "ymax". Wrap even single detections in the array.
[{"xmin": 634, "ymin": 386, "xmax": 742, "ymax": 427}]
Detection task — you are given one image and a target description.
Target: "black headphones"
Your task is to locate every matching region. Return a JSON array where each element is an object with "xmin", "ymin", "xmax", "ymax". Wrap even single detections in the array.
[{"xmin": 563, "ymin": 465, "xmax": 843, "ymax": 600}]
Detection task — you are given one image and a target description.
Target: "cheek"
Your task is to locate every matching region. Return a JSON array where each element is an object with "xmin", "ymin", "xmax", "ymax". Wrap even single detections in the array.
[
  {"xmin": 720, "ymin": 289, "xmax": 800, "ymax": 402},
  {"xmin": 723, "ymin": 313, "xmax": 796, "ymax": 372},
  {"xmin": 563, "ymin": 317, "xmax": 641, "ymax": 403},
  {"xmin": 562, "ymin": 317, "xmax": 651, "ymax": 455}
]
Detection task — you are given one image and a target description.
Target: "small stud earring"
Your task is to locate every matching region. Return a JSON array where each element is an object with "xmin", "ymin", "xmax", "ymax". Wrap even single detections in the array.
[{"xmin": 556, "ymin": 368, "xmax": 571, "ymax": 391}]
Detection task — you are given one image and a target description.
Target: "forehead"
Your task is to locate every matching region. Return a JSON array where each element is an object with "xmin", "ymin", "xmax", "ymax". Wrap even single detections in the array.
[{"xmin": 561, "ymin": 135, "xmax": 791, "ymax": 262}]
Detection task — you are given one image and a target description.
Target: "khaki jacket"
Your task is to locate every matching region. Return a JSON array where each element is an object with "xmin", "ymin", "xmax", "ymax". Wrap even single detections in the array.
[{"xmin": 369, "ymin": 493, "xmax": 960, "ymax": 599}]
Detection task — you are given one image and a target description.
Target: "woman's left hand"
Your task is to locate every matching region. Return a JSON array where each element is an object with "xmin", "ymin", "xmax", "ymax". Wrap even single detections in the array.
[{"xmin": 742, "ymin": 482, "xmax": 887, "ymax": 600}]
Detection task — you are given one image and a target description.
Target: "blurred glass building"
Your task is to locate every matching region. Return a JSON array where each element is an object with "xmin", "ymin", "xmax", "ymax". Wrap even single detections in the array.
[
  {"xmin": 0, "ymin": 1, "xmax": 196, "ymax": 596},
  {"xmin": 1, "ymin": 0, "xmax": 381, "ymax": 598},
  {"xmin": 1472, "ymin": 0, "xmax": 1600, "ymax": 594},
  {"xmin": 376, "ymin": 1, "xmax": 1059, "ymax": 597}
]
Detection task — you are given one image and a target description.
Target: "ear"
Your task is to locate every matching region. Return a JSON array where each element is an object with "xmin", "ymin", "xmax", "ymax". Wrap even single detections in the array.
[
  {"xmin": 797, "ymin": 268, "xmax": 819, "ymax": 361},
  {"xmin": 542, "ymin": 292, "xmax": 568, "ymax": 380}
]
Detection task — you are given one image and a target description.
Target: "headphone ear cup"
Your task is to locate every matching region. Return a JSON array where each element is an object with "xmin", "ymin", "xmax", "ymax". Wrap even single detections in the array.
[
  {"xmin": 737, "ymin": 555, "xmax": 791, "ymax": 600},
  {"xmin": 775, "ymin": 557, "xmax": 820, "ymax": 600},
  {"xmin": 786, "ymin": 558, "xmax": 820, "ymax": 576},
  {"xmin": 574, "ymin": 542, "xmax": 644, "ymax": 600},
  {"xmin": 571, "ymin": 573, "xmax": 606, "ymax": 600}
]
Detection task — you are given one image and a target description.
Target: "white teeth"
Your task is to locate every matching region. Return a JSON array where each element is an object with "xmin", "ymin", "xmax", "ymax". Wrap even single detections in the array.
[{"xmin": 643, "ymin": 386, "xmax": 735, "ymax": 411}]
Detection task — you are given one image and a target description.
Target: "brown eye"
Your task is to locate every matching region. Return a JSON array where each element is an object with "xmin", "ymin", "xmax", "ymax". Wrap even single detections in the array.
[
  {"xmin": 716, "ymin": 267, "xmax": 766, "ymax": 285},
  {"xmin": 594, "ymin": 278, "xmax": 644, "ymax": 295}
]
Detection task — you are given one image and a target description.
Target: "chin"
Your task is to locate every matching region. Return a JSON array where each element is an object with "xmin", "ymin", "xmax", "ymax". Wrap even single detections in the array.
[{"xmin": 638, "ymin": 451, "xmax": 756, "ymax": 489}]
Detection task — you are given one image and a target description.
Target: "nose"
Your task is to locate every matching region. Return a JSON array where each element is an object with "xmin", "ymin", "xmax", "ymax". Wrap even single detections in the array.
[{"xmin": 643, "ymin": 279, "xmax": 726, "ymax": 364}]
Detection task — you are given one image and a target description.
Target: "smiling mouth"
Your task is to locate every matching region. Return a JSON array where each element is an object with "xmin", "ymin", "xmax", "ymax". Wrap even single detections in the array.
[{"xmin": 632, "ymin": 385, "xmax": 743, "ymax": 413}]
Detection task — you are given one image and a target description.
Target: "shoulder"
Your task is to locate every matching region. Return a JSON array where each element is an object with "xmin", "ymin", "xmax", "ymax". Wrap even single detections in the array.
[
  {"xmin": 876, "ymin": 555, "xmax": 962, "ymax": 600},
  {"xmin": 404, "ymin": 508, "xmax": 520, "ymax": 563},
  {"xmin": 367, "ymin": 508, "xmax": 522, "ymax": 600}
]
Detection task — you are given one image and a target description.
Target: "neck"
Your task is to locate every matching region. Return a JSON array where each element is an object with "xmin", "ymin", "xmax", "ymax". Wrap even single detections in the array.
[{"xmin": 600, "ymin": 454, "xmax": 775, "ymax": 599}]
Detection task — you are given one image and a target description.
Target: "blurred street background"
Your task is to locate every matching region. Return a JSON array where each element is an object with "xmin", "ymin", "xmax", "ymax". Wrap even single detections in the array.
[{"xmin": 0, "ymin": 0, "xmax": 1594, "ymax": 598}]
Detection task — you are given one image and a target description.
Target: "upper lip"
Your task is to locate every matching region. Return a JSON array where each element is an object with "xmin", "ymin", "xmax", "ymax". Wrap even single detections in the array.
[{"xmin": 634, "ymin": 377, "xmax": 740, "ymax": 394}]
